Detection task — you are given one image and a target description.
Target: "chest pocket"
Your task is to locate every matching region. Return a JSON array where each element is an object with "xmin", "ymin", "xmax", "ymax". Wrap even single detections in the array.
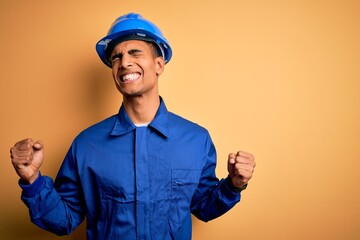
[
  {"xmin": 171, "ymin": 169, "xmax": 201, "ymax": 200},
  {"xmin": 169, "ymin": 169, "xmax": 201, "ymax": 228}
]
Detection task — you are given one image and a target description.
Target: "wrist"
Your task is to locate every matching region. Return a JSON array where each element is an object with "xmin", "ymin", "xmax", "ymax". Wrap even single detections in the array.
[
  {"xmin": 226, "ymin": 175, "xmax": 247, "ymax": 193},
  {"xmin": 20, "ymin": 171, "xmax": 40, "ymax": 185}
]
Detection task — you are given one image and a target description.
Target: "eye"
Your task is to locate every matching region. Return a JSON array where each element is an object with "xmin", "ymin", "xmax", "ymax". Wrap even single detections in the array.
[
  {"xmin": 128, "ymin": 49, "xmax": 142, "ymax": 56},
  {"xmin": 111, "ymin": 53, "xmax": 122, "ymax": 63}
]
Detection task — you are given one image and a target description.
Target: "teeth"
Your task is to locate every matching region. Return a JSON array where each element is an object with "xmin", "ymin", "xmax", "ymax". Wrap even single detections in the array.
[{"xmin": 122, "ymin": 73, "xmax": 140, "ymax": 82}]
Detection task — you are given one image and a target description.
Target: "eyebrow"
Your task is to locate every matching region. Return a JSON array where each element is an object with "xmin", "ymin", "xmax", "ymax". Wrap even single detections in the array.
[{"xmin": 128, "ymin": 49, "xmax": 142, "ymax": 55}]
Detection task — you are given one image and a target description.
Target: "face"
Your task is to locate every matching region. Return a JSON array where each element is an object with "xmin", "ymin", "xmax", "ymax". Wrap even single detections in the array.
[{"xmin": 110, "ymin": 40, "xmax": 165, "ymax": 98}]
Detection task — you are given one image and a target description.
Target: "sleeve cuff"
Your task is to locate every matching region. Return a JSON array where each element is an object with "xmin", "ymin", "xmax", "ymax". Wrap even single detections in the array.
[
  {"xmin": 18, "ymin": 172, "xmax": 46, "ymax": 198},
  {"xmin": 225, "ymin": 176, "xmax": 247, "ymax": 193},
  {"xmin": 217, "ymin": 178, "xmax": 240, "ymax": 203}
]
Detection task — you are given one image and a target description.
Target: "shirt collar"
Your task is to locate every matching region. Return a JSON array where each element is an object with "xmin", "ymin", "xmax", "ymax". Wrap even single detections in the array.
[{"xmin": 110, "ymin": 97, "xmax": 170, "ymax": 138}]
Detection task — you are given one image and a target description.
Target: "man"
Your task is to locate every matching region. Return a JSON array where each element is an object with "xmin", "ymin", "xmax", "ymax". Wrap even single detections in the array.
[{"xmin": 10, "ymin": 13, "xmax": 255, "ymax": 239}]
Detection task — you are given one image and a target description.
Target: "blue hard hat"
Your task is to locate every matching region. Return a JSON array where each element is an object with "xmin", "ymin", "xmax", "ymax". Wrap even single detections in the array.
[{"xmin": 96, "ymin": 13, "xmax": 172, "ymax": 67}]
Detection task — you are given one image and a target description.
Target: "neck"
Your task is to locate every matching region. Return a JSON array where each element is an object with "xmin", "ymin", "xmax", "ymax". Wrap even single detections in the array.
[{"xmin": 122, "ymin": 95, "xmax": 160, "ymax": 124}]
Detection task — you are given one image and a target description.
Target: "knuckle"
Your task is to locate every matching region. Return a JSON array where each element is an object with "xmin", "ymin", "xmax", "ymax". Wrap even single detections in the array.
[
  {"xmin": 24, "ymin": 138, "xmax": 33, "ymax": 143},
  {"xmin": 15, "ymin": 138, "xmax": 33, "ymax": 148}
]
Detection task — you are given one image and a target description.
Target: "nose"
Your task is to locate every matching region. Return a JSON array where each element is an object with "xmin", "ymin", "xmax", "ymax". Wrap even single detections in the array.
[{"xmin": 120, "ymin": 53, "xmax": 133, "ymax": 69}]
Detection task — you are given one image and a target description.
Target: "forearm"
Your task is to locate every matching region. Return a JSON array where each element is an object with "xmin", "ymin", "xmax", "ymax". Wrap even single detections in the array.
[
  {"xmin": 20, "ymin": 175, "xmax": 84, "ymax": 235},
  {"xmin": 190, "ymin": 178, "xmax": 241, "ymax": 222}
]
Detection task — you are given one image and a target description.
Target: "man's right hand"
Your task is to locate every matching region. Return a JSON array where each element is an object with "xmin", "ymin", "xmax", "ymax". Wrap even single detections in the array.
[{"xmin": 10, "ymin": 138, "xmax": 44, "ymax": 184}]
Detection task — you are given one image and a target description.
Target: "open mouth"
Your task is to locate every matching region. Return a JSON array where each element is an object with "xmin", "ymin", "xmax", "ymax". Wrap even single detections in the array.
[{"xmin": 121, "ymin": 73, "xmax": 141, "ymax": 83}]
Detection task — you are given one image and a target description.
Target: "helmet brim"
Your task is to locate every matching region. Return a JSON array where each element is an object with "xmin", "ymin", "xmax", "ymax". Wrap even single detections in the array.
[{"xmin": 96, "ymin": 30, "xmax": 172, "ymax": 68}]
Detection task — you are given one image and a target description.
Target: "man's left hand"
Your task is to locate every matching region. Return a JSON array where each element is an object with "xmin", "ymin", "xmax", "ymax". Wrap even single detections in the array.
[{"xmin": 227, "ymin": 151, "xmax": 256, "ymax": 189}]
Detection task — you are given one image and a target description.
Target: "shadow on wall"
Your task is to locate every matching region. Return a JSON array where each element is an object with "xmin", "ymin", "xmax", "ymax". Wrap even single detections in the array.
[
  {"xmin": 72, "ymin": 59, "xmax": 119, "ymax": 126},
  {"xmin": 2, "ymin": 61, "xmax": 116, "ymax": 240}
]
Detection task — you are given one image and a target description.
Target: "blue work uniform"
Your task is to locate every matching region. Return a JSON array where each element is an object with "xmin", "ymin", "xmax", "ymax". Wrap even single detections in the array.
[{"xmin": 20, "ymin": 97, "xmax": 242, "ymax": 240}]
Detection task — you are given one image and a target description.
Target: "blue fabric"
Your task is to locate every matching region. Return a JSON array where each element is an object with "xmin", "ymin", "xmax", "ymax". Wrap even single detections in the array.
[{"xmin": 20, "ymin": 97, "xmax": 241, "ymax": 240}]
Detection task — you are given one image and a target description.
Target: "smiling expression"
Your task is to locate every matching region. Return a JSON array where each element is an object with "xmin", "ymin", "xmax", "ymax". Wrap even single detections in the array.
[{"xmin": 110, "ymin": 40, "xmax": 165, "ymax": 98}]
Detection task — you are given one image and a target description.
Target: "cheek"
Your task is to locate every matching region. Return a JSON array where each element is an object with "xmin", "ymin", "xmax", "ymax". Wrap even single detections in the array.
[
  {"xmin": 111, "ymin": 68, "xmax": 122, "ymax": 90},
  {"xmin": 144, "ymin": 69, "xmax": 158, "ymax": 79},
  {"xmin": 144, "ymin": 61, "xmax": 160, "ymax": 75},
  {"xmin": 112, "ymin": 67, "xmax": 119, "ymax": 81}
]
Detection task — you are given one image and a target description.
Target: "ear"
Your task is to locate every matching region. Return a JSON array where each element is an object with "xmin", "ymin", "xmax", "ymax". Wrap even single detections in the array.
[{"xmin": 155, "ymin": 57, "xmax": 165, "ymax": 76}]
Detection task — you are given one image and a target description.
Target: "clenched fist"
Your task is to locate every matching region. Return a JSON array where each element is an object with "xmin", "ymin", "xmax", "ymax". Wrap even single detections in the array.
[
  {"xmin": 10, "ymin": 138, "xmax": 44, "ymax": 184},
  {"xmin": 227, "ymin": 151, "xmax": 256, "ymax": 189}
]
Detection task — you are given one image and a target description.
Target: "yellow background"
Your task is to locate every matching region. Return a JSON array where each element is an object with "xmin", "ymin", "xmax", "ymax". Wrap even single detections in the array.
[{"xmin": 1, "ymin": 0, "xmax": 359, "ymax": 239}]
